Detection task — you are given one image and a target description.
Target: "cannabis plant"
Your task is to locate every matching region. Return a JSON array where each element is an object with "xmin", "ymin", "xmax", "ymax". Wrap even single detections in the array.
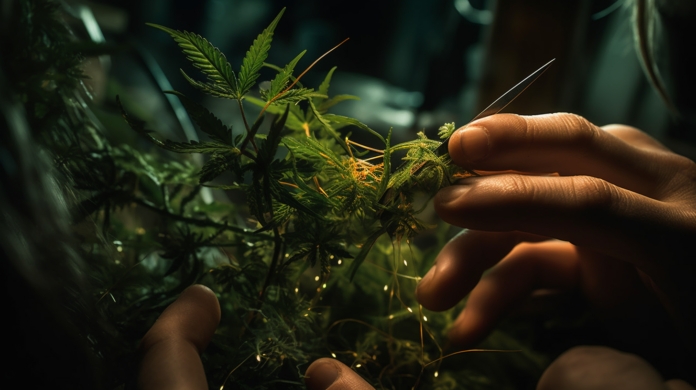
[{"xmin": 9, "ymin": 2, "xmax": 550, "ymax": 389}]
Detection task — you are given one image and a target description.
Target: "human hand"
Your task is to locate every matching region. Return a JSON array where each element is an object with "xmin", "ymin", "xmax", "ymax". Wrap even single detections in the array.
[
  {"xmin": 416, "ymin": 113, "xmax": 696, "ymax": 348},
  {"xmin": 136, "ymin": 284, "xmax": 374, "ymax": 390}
]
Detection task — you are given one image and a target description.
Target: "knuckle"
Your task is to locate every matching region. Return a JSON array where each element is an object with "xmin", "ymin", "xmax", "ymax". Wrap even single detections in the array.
[
  {"xmin": 498, "ymin": 174, "xmax": 533, "ymax": 198},
  {"xmin": 572, "ymin": 176, "xmax": 619, "ymax": 210},
  {"xmin": 560, "ymin": 113, "xmax": 600, "ymax": 145}
]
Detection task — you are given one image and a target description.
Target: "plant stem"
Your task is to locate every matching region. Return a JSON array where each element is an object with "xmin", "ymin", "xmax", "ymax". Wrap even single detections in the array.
[
  {"xmin": 131, "ymin": 197, "xmax": 270, "ymax": 239},
  {"xmin": 258, "ymin": 226, "xmax": 282, "ymax": 301},
  {"xmin": 237, "ymin": 99, "xmax": 259, "ymax": 153}
]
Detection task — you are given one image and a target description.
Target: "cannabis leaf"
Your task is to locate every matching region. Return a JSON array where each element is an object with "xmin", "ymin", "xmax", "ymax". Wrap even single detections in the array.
[
  {"xmin": 323, "ymin": 113, "xmax": 385, "ymax": 144},
  {"xmin": 263, "ymin": 50, "xmax": 306, "ymax": 101},
  {"xmin": 164, "ymin": 91, "xmax": 233, "ymax": 145},
  {"xmin": 162, "ymin": 140, "xmax": 240, "ymax": 154},
  {"xmin": 147, "ymin": 23, "xmax": 238, "ymax": 97},
  {"xmin": 438, "ymin": 122, "xmax": 456, "ymax": 140},
  {"xmin": 271, "ymin": 88, "xmax": 325, "ymax": 105},
  {"xmin": 314, "ymin": 66, "xmax": 337, "ymax": 107},
  {"xmin": 238, "ymin": 8, "xmax": 286, "ymax": 97}
]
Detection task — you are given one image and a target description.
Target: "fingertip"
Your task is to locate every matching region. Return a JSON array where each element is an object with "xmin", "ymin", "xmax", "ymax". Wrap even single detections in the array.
[
  {"xmin": 305, "ymin": 359, "xmax": 340, "ymax": 390},
  {"xmin": 305, "ymin": 358, "xmax": 375, "ymax": 390}
]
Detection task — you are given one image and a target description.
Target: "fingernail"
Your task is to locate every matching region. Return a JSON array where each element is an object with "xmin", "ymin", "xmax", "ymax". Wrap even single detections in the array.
[
  {"xmin": 458, "ymin": 126, "xmax": 489, "ymax": 162},
  {"xmin": 416, "ymin": 263, "xmax": 438, "ymax": 298},
  {"xmin": 305, "ymin": 361, "xmax": 340, "ymax": 390}
]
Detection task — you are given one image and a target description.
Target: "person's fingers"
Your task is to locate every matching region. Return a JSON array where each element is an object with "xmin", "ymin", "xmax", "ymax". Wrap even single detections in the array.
[
  {"xmin": 447, "ymin": 241, "xmax": 580, "ymax": 347},
  {"xmin": 434, "ymin": 174, "xmax": 685, "ymax": 267},
  {"xmin": 137, "ymin": 285, "xmax": 221, "ymax": 390},
  {"xmin": 449, "ymin": 114, "xmax": 675, "ymax": 198},
  {"xmin": 416, "ymin": 230, "xmax": 549, "ymax": 312},
  {"xmin": 601, "ymin": 125, "xmax": 671, "ymax": 152},
  {"xmin": 665, "ymin": 379, "xmax": 696, "ymax": 390},
  {"xmin": 537, "ymin": 346, "xmax": 670, "ymax": 390},
  {"xmin": 305, "ymin": 358, "xmax": 375, "ymax": 390}
]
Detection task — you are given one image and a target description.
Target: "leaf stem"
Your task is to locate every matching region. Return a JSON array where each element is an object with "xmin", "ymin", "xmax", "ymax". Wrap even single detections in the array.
[
  {"xmin": 258, "ymin": 226, "xmax": 283, "ymax": 300},
  {"xmin": 237, "ymin": 99, "xmax": 258, "ymax": 153},
  {"xmin": 131, "ymin": 197, "xmax": 269, "ymax": 239}
]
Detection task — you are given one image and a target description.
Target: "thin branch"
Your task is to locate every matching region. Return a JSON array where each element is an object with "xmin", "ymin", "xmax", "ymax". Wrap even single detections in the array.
[
  {"xmin": 131, "ymin": 197, "xmax": 270, "ymax": 239},
  {"xmin": 237, "ymin": 99, "xmax": 259, "ymax": 153}
]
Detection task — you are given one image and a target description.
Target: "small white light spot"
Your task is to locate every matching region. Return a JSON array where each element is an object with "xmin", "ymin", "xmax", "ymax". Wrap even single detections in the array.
[
  {"xmin": 295, "ymin": 287, "xmax": 299, "ymax": 293},
  {"xmin": 337, "ymin": 259, "xmax": 342, "ymax": 265},
  {"xmin": 331, "ymin": 353, "xmax": 337, "ymax": 358},
  {"xmin": 407, "ymin": 307, "xmax": 413, "ymax": 313},
  {"xmin": 356, "ymin": 364, "xmax": 361, "ymax": 368},
  {"xmin": 322, "ymin": 283, "xmax": 327, "ymax": 288},
  {"xmin": 314, "ymin": 276, "xmax": 320, "ymax": 281},
  {"xmin": 256, "ymin": 355, "xmax": 261, "ymax": 362},
  {"xmin": 116, "ymin": 246, "xmax": 123, "ymax": 252},
  {"xmin": 384, "ymin": 285, "xmax": 388, "ymax": 291},
  {"xmin": 423, "ymin": 316, "xmax": 428, "ymax": 321},
  {"xmin": 434, "ymin": 371, "xmax": 439, "ymax": 378},
  {"xmin": 403, "ymin": 259, "xmax": 407, "ymax": 266}
]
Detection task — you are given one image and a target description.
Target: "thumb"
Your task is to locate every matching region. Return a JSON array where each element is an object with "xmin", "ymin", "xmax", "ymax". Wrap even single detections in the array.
[
  {"xmin": 137, "ymin": 284, "xmax": 221, "ymax": 390},
  {"xmin": 305, "ymin": 358, "xmax": 375, "ymax": 390}
]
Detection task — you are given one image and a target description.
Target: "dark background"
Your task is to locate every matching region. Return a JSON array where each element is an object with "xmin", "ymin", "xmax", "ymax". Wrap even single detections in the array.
[{"xmin": 67, "ymin": 0, "xmax": 696, "ymax": 157}]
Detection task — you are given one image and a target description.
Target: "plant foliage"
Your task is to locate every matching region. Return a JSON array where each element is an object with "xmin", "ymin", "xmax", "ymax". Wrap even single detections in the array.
[{"xmin": 11, "ymin": 2, "xmax": 555, "ymax": 389}]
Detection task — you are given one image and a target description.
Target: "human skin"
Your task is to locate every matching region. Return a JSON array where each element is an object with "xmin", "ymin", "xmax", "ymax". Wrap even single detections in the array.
[
  {"xmin": 138, "ymin": 114, "xmax": 696, "ymax": 389},
  {"xmin": 416, "ymin": 113, "xmax": 696, "ymax": 349}
]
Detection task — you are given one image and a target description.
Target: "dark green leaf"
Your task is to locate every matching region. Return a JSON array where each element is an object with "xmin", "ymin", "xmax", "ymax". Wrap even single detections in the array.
[
  {"xmin": 323, "ymin": 113, "xmax": 385, "ymax": 144},
  {"xmin": 162, "ymin": 140, "xmax": 240, "ymax": 155},
  {"xmin": 347, "ymin": 226, "xmax": 388, "ymax": 281},
  {"xmin": 271, "ymin": 88, "xmax": 325, "ymax": 105},
  {"xmin": 238, "ymin": 8, "xmax": 285, "ymax": 96},
  {"xmin": 307, "ymin": 99, "xmax": 350, "ymax": 154},
  {"xmin": 164, "ymin": 91, "xmax": 233, "ymax": 145},
  {"xmin": 318, "ymin": 94, "xmax": 360, "ymax": 112},
  {"xmin": 313, "ymin": 66, "xmax": 337, "ymax": 106},
  {"xmin": 147, "ymin": 24, "xmax": 238, "ymax": 97},
  {"xmin": 265, "ymin": 50, "xmax": 306, "ymax": 100}
]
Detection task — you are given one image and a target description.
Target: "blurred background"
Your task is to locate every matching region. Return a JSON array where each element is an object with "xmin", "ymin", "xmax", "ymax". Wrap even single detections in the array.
[{"xmin": 63, "ymin": 0, "xmax": 696, "ymax": 159}]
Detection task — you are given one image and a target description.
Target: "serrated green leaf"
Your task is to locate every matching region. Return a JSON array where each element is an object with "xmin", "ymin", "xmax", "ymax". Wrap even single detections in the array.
[
  {"xmin": 164, "ymin": 91, "xmax": 233, "ymax": 145},
  {"xmin": 245, "ymin": 96, "xmax": 305, "ymax": 132},
  {"xmin": 265, "ymin": 50, "xmax": 306, "ymax": 101},
  {"xmin": 180, "ymin": 69, "xmax": 236, "ymax": 99},
  {"xmin": 376, "ymin": 128, "xmax": 392, "ymax": 202},
  {"xmin": 438, "ymin": 122, "xmax": 456, "ymax": 140},
  {"xmin": 162, "ymin": 140, "xmax": 240, "ymax": 154},
  {"xmin": 313, "ymin": 66, "xmax": 337, "ymax": 106},
  {"xmin": 117, "ymin": 95, "xmax": 167, "ymax": 148},
  {"xmin": 258, "ymin": 105, "xmax": 290, "ymax": 163},
  {"xmin": 238, "ymin": 8, "xmax": 285, "ymax": 97},
  {"xmin": 307, "ymin": 99, "xmax": 350, "ymax": 154},
  {"xmin": 271, "ymin": 88, "xmax": 325, "ymax": 105},
  {"xmin": 147, "ymin": 23, "xmax": 237, "ymax": 96},
  {"xmin": 323, "ymin": 113, "xmax": 385, "ymax": 144},
  {"xmin": 318, "ymin": 94, "xmax": 360, "ymax": 112},
  {"xmin": 199, "ymin": 152, "xmax": 237, "ymax": 183},
  {"xmin": 270, "ymin": 179, "xmax": 323, "ymax": 220},
  {"xmin": 347, "ymin": 226, "xmax": 388, "ymax": 281},
  {"xmin": 263, "ymin": 62, "xmax": 304, "ymax": 88}
]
